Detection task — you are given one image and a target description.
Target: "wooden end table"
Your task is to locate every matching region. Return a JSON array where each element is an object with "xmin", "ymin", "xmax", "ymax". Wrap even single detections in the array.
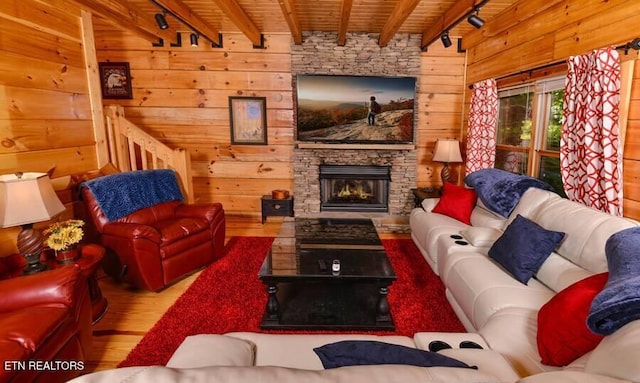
[
  {"xmin": 411, "ymin": 187, "xmax": 441, "ymax": 208},
  {"xmin": 63, "ymin": 244, "xmax": 109, "ymax": 324}
]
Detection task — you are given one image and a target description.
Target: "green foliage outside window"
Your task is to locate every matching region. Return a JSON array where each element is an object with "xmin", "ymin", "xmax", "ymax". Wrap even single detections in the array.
[
  {"xmin": 538, "ymin": 156, "xmax": 567, "ymax": 197},
  {"xmin": 496, "ymin": 82, "xmax": 566, "ymax": 197},
  {"xmin": 496, "ymin": 92, "xmax": 533, "ymax": 147},
  {"xmin": 545, "ymin": 90, "xmax": 564, "ymax": 151}
]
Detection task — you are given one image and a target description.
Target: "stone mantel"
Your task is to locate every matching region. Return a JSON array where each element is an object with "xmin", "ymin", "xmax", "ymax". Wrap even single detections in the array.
[{"xmin": 296, "ymin": 143, "xmax": 416, "ymax": 150}]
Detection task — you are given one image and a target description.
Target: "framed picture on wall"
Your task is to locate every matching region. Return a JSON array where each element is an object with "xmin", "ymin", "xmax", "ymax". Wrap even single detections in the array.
[
  {"xmin": 229, "ymin": 96, "xmax": 268, "ymax": 145},
  {"xmin": 98, "ymin": 62, "xmax": 133, "ymax": 99}
]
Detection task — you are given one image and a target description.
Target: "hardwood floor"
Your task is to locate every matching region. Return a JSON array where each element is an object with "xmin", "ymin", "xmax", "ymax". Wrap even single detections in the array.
[{"xmin": 85, "ymin": 217, "xmax": 409, "ymax": 373}]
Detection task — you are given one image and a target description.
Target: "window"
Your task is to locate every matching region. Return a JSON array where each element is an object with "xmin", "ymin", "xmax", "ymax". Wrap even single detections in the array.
[
  {"xmin": 495, "ymin": 86, "xmax": 533, "ymax": 175},
  {"xmin": 495, "ymin": 77, "xmax": 567, "ymax": 197}
]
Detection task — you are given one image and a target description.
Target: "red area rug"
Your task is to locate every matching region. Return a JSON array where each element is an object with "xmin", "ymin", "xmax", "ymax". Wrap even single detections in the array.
[{"xmin": 119, "ymin": 236, "xmax": 464, "ymax": 367}]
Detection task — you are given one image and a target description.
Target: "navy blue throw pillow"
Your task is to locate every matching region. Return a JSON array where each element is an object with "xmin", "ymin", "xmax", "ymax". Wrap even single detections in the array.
[
  {"xmin": 489, "ymin": 214, "xmax": 565, "ymax": 285},
  {"xmin": 313, "ymin": 341, "xmax": 476, "ymax": 369}
]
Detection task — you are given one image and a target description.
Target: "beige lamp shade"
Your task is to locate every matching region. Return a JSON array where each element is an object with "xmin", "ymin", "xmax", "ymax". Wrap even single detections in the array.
[
  {"xmin": 0, "ymin": 172, "xmax": 65, "ymax": 228},
  {"xmin": 432, "ymin": 139, "xmax": 463, "ymax": 163}
]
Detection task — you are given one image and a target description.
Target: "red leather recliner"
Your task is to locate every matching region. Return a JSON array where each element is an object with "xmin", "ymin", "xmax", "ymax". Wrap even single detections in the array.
[
  {"xmin": 81, "ymin": 171, "xmax": 226, "ymax": 292},
  {"xmin": 0, "ymin": 266, "xmax": 92, "ymax": 383}
]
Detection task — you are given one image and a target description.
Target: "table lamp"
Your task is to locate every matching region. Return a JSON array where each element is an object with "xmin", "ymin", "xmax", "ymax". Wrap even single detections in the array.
[
  {"xmin": 432, "ymin": 139, "xmax": 463, "ymax": 185},
  {"xmin": 0, "ymin": 172, "xmax": 66, "ymax": 274}
]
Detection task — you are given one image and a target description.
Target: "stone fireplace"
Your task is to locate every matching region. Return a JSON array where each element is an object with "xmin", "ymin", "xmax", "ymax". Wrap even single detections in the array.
[
  {"xmin": 319, "ymin": 164, "xmax": 390, "ymax": 212},
  {"xmin": 293, "ymin": 149, "xmax": 415, "ymax": 216},
  {"xmin": 291, "ymin": 32, "xmax": 421, "ymax": 219}
]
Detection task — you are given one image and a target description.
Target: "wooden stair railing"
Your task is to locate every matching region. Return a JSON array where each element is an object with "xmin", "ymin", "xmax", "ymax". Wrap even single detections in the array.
[{"xmin": 103, "ymin": 105, "xmax": 194, "ymax": 203}]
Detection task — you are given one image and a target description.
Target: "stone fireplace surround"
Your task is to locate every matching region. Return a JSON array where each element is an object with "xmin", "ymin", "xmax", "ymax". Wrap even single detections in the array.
[
  {"xmin": 294, "ymin": 149, "xmax": 416, "ymax": 216},
  {"xmin": 291, "ymin": 32, "xmax": 421, "ymax": 218},
  {"xmin": 319, "ymin": 164, "xmax": 390, "ymax": 212}
]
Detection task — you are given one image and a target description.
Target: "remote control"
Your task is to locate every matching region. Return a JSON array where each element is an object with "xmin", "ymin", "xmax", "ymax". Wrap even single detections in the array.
[{"xmin": 318, "ymin": 260, "xmax": 327, "ymax": 272}]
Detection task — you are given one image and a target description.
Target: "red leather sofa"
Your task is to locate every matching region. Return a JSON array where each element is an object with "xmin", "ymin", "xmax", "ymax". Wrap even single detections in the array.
[
  {"xmin": 0, "ymin": 266, "xmax": 92, "ymax": 383},
  {"xmin": 81, "ymin": 171, "xmax": 226, "ymax": 292}
]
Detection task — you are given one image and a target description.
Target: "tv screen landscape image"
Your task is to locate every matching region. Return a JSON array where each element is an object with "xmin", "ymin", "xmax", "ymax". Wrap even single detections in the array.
[{"xmin": 296, "ymin": 74, "xmax": 416, "ymax": 144}]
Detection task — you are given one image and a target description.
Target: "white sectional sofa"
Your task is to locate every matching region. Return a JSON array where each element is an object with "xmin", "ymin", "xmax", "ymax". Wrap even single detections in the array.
[
  {"xmin": 71, "ymin": 186, "xmax": 640, "ymax": 383},
  {"xmin": 410, "ymin": 186, "xmax": 640, "ymax": 380}
]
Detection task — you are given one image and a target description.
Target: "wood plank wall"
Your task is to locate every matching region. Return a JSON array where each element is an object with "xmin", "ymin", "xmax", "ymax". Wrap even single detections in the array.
[
  {"xmin": 624, "ymin": 63, "xmax": 640, "ymax": 219},
  {"xmin": 93, "ymin": 21, "xmax": 295, "ymax": 220},
  {"xmin": 417, "ymin": 45, "xmax": 466, "ymax": 187},
  {"xmin": 463, "ymin": 0, "xmax": 640, "ymax": 221},
  {"xmin": 0, "ymin": 0, "xmax": 98, "ymax": 254}
]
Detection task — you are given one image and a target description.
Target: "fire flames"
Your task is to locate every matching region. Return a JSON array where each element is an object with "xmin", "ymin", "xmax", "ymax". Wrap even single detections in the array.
[{"xmin": 336, "ymin": 181, "xmax": 372, "ymax": 200}]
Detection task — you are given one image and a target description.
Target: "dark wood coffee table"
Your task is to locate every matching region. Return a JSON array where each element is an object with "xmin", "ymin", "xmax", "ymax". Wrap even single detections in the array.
[{"xmin": 258, "ymin": 217, "xmax": 396, "ymax": 330}]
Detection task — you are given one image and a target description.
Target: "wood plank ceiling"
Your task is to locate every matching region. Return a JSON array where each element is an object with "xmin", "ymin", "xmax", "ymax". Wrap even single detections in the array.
[{"xmin": 70, "ymin": 0, "xmax": 520, "ymax": 50}]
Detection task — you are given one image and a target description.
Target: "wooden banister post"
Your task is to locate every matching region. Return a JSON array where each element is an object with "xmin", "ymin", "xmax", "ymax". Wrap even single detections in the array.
[
  {"xmin": 102, "ymin": 104, "xmax": 195, "ymax": 203},
  {"xmin": 173, "ymin": 148, "xmax": 194, "ymax": 203}
]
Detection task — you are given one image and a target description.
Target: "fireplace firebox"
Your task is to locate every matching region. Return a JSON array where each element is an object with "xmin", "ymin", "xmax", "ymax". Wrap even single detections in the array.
[{"xmin": 319, "ymin": 165, "xmax": 390, "ymax": 212}]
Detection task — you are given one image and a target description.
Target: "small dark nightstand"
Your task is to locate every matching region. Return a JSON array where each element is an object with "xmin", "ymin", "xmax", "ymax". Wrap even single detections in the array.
[
  {"xmin": 261, "ymin": 195, "xmax": 294, "ymax": 224},
  {"xmin": 411, "ymin": 188, "xmax": 441, "ymax": 208}
]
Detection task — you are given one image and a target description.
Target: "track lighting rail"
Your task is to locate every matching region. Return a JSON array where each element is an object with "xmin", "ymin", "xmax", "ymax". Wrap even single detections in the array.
[{"xmin": 151, "ymin": 0, "xmax": 224, "ymax": 47}]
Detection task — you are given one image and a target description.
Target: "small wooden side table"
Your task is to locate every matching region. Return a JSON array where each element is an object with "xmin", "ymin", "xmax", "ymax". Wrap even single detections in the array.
[
  {"xmin": 411, "ymin": 188, "xmax": 441, "ymax": 208},
  {"xmin": 61, "ymin": 244, "xmax": 109, "ymax": 324},
  {"xmin": 261, "ymin": 195, "xmax": 294, "ymax": 224}
]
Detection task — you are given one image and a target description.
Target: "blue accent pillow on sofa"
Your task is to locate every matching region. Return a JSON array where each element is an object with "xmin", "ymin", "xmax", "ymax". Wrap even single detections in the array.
[
  {"xmin": 313, "ymin": 341, "xmax": 476, "ymax": 369},
  {"xmin": 489, "ymin": 214, "xmax": 565, "ymax": 285}
]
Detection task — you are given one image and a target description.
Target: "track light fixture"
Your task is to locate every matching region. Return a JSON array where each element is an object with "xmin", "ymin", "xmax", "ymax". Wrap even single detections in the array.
[
  {"xmin": 441, "ymin": 31, "xmax": 452, "ymax": 48},
  {"xmin": 467, "ymin": 8, "xmax": 484, "ymax": 29},
  {"xmin": 151, "ymin": 1, "xmax": 227, "ymax": 48},
  {"xmin": 421, "ymin": 0, "xmax": 490, "ymax": 51},
  {"xmin": 154, "ymin": 11, "xmax": 169, "ymax": 30}
]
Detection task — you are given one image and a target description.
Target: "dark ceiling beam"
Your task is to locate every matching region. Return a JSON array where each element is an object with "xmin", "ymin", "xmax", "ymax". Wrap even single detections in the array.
[
  {"xmin": 337, "ymin": 0, "xmax": 354, "ymax": 46},
  {"xmin": 212, "ymin": 0, "xmax": 263, "ymax": 47},
  {"xmin": 70, "ymin": 0, "xmax": 175, "ymax": 43},
  {"xmin": 152, "ymin": 0, "xmax": 222, "ymax": 46},
  {"xmin": 379, "ymin": 0, "xmax": 421, "ymax": 47},
  {"xmin": 421, "ymin": 0, "xmax": 488, "ymax": 50},
  {"xmin": 277, "ymin": 0, "xmax": 302, "ymax": 45}
]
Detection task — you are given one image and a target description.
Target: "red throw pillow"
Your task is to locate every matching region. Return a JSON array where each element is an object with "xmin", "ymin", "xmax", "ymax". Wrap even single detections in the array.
[
  {"xmin": 431, "ymin": 182, "xmax": 477, "ymax": 225},
  {"xmin": 537, "ymin": 272, "xmax": 609, "ymax": 366}
]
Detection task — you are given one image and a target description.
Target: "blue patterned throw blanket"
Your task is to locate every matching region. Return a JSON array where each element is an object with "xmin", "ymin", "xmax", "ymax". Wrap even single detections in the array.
[
  {"xmin": 588, "ymin": 226, "xmax": 640, "ymax": 335},
  {"xmin": 465, "ymin": 169, "xmax": 555, "ymax": 218},
  {"xmin": 81, "ymin": 169, "xmax": 184, "ymax": 222}
]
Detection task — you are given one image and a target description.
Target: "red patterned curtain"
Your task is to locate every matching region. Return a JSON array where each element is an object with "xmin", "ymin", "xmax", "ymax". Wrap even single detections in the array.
[
  {"xmin": 465, "ymin": 79, "xmax": 498, "ymax": 176},
  {"xmin": 560, "ymin": 47, "xmax": 623, "ymax": 216}
]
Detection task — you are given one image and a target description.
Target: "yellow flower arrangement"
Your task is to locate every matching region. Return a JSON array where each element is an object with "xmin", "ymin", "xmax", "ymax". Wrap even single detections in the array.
[{"xmin": 43, "ymin": 219, "xmax": 85, "ymax": 251}]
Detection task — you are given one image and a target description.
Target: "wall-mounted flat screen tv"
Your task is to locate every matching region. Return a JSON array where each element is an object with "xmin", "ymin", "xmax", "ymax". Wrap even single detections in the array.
[{"xmin": 296, "ymin": 74, "xmax": 416, "ymax": 144}]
